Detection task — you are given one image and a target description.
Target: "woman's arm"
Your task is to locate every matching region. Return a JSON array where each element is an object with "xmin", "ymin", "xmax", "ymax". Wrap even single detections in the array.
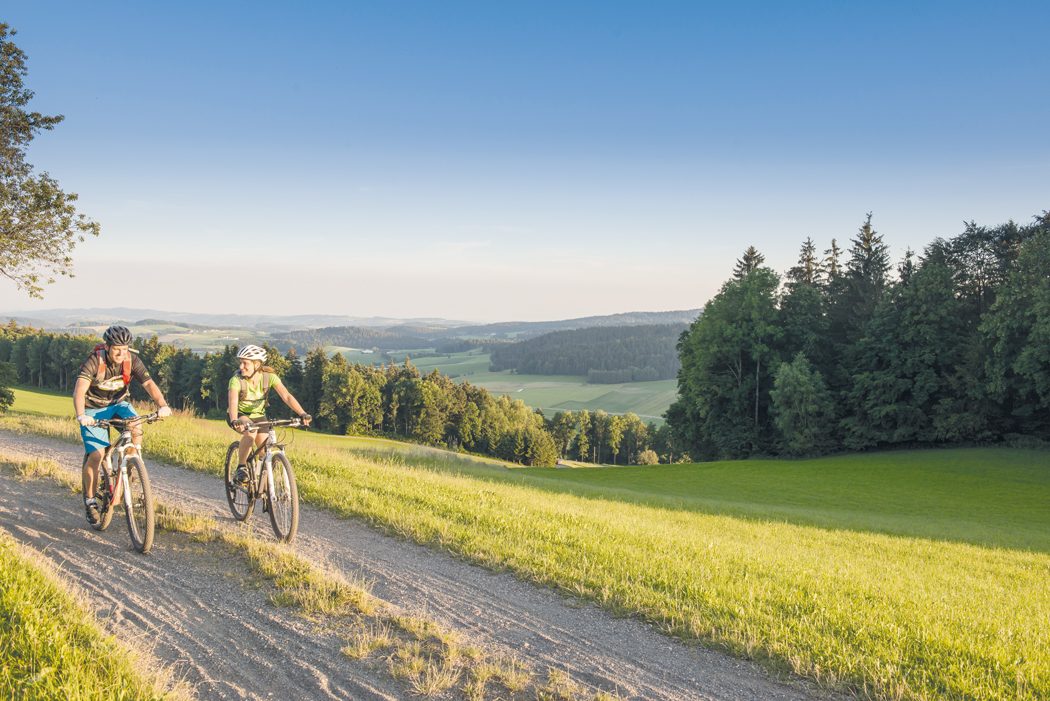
[
  {"xmin": 228, "ymin": 386, "xmax": 241, "ymax": 425},
  {"xmin": 274, "ymin": 383, "xmax": 311, "ymax": 426}
]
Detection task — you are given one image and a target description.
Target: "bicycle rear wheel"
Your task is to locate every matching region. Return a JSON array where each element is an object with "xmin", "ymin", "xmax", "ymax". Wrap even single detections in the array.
[
  {"xmin": 224, "ymin": 441, "xmax": 254, "ymax": 521},
  {"xmin": 267, "ymin": 453, "xmax": 298, "ymax": 543},
  {"xmin": 85, "ymin": 453, "xmax": 114, "ymax": 532},
  {"xmin": 123, "ymin": 456, "xmax": 154, "ymax": 553},
  {"xmin": 95, "ymin": 466, "xmax": 116, "ymax": 531}
]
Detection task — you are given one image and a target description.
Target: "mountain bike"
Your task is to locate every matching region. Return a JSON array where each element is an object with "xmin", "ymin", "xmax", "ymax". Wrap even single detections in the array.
[
  {"xmin": 223, "ymin": 418, "xmax": 302, "ymax": 543},
  {"xmin": 85, "ymin": 413, "xmax": 160, "ymax": 554}
]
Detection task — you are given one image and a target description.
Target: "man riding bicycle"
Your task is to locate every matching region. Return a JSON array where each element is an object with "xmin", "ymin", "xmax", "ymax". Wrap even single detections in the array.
[
  {"xmin": 74, "ymin": 325, "xmax": 172, "ymax": 525},
  {"xmin": 227, "ymin": 345, "xmax": 311, "ymax": 485}
]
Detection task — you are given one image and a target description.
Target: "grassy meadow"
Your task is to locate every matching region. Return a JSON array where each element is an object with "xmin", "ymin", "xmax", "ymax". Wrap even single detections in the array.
[
  {"xmin": 2, "ymin": 386, "xmax": 1047, "ymax": 701},
  {"xmin": 331, "ymin": 348, "xmax": 675, "ymax": 421}
]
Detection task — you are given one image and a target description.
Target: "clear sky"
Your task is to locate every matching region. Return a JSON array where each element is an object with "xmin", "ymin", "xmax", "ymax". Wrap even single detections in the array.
[{"xmin": 2, "ymin": 1, "xmax": 1047, "ymax": 322}]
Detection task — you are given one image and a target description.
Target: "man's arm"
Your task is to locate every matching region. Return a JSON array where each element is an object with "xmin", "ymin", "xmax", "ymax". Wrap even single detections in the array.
[
  {"xmin": 141, "ymin": 379, "xmax": 171, "ymax": 418},
  {"xmin": 73, "ymin": 378, "xmax": 93, "ymax": 425}
]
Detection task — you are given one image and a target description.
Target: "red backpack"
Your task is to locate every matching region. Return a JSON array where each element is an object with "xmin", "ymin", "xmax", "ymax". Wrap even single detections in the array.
[{"xmin": 90, "ymin": 344, "xmax": 131, "ymax": 386}]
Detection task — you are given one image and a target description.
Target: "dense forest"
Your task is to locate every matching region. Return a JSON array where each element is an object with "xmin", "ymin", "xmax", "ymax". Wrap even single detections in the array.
[
  {"xmin": 668, "ymin": 211, "xmax": 1050, "ymax": 460},
  {"xmin": 269, "ymin": 325, "xmax": 431, "ymax": 352},
  {"xmin": 0, "ymin": 324, "xmax": 681, "ymax": 466},
  {"xmin": 488, "ymin": 324, "xmax": 685, "ymax": 381}
]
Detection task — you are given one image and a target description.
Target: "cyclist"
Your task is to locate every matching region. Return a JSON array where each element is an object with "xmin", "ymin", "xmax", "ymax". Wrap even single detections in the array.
[
  {"xmin": 227, "ymin": 345, "xmax": 311, "ymax": 485},
  {"xmin": 74, "ymin": 325, "xmax": 172, "ymax": 525}
]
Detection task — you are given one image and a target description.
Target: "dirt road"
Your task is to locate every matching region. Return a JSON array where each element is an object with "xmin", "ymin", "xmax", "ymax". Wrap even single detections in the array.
[{"xmin": 0, "ymin": 430, "xmax": 831, "ymax": 701}]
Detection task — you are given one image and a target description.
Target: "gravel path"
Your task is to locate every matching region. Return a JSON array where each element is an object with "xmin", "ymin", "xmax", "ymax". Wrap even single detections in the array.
[{"xmin": 0, "ymin": 430, "xmax": 833, "ymax": 701}]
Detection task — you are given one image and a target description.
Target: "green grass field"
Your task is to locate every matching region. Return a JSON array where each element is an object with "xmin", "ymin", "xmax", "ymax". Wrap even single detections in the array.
[
  {"xmin": 6, "ymin": 386, "xmax": 1046, "ymax": 700},
  {"xmin": 403, "ymin": 350, "xmax": 493, "ymax": 377},
  {"xmin": 465, "ymin": 372, "xmax": 676, "ymax": 421},
  {"xmin": 9, "ymin": 386, "xmax": 71, "ymax": 416},
  {"xmin": 331, "ymin": 349, "xmax": 675, "ymax": 420}
]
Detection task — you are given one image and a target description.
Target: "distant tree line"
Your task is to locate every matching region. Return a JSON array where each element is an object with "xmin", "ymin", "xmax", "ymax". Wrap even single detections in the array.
[
  {"xmin": 488, "ymin": 324, "xmax": 684, "ymax": 381},
  {"xmin": 435, "ymin": 338, "xmax": 514, "ymax": 354},
  {"xmin": 270, "ymin": 325, "xmax": 431, "ymax": 352},
  {"xmin": 133, "ymin": 318, "xmax": 213, "ymax": 332},
  {"xmin": 0, "ymin": 323, "xmax": 679, "ymax": 466},
  {"xmin": 668, "ymin": 211, "xmax": 1050, "ymax": 460}
]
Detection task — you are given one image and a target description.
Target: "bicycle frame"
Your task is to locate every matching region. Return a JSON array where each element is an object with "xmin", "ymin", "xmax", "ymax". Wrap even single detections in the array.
[
  {"xmin": 95, "ymin": 414, "xmax": 153, "ymax": 505},
  {"xmin": 244, "ymin": 427, "xmax": 295, "ymax": 503},
  {"xmin": 101, "ymin": 427, "xmax": 139, "ymax": 511},
  {"xmin": 245, "ymin": 434, "xmax": 274, "ymax": 495}
]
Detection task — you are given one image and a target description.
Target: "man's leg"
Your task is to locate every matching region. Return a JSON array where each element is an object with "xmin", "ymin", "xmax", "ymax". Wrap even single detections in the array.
[
  {"xmin": 80, "ymin": 405, "xmax": 115, "ymax": 524},
  {"xmin": 82, "ymin": 450, "xmax": 104, "ymax": 498},
  {"xmin": 114, "ymin": 402, "xmax": 140, "ymax": 456}
]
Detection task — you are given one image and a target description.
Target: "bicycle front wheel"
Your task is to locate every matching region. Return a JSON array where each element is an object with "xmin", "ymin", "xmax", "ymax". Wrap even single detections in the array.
[
  {"xmin": 123, "ymin": 456, "xmax": 155, "ymax": 553},
  {"xmin": 267, "ymin": 453, "xmax": 298, "ymax": 543},
  {"xmin": 224, "ymin": 441, "xmax": 254, "ymax": 521}
]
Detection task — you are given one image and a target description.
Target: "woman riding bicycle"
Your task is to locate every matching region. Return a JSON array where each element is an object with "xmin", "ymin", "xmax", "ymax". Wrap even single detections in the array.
[{"xmin": 227, "ymin": 345, "xmax": 311, "ymax": 485}]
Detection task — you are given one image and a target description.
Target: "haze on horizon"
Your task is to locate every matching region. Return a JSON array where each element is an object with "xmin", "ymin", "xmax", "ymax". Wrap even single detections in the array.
[{"xmin": 2, "ymin": 1, "xmax": 1047, "ymax": 322}]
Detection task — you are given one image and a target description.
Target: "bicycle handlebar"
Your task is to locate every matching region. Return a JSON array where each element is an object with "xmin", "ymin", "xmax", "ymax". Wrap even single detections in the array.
[
  {"xmin": 93, "ymin": 412, "xmax": 161, "ymax": 429},
  {"xmin": 243, "ymin": 418, "xmax": 304, "ymax": 430}
]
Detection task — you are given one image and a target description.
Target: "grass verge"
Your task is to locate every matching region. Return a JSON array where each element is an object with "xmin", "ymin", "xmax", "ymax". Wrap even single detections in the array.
[{"xmin": 0, "ymin": 516, "xmax": 187, "ymax": 700}]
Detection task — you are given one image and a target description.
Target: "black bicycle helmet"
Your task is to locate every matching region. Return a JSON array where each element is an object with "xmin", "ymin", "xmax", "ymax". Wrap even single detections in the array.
[{"xmin": 103, "ymin": 325, "xmax": 133, "ymax": 346}]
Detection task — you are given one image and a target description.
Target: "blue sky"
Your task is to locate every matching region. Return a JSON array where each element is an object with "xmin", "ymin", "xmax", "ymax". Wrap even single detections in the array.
[{"xmin": 3, "ymin": 1, "xmax": 1047, "ymax": 321}]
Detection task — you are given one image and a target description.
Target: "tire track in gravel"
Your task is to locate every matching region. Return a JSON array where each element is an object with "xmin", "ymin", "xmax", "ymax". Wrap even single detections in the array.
[{"xmin": 0, "ymin": 429, "xmax": 836, "ymax": 701}]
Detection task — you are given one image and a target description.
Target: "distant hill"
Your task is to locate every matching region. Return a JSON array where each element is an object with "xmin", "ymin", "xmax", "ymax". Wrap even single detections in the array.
[
  {"xmin": 439, "ymin": 310, "xmax": 701, "ymax": 339},
  {"xmin": 269, "ymin": 326, "xmax": 432, "ymax": 352},
  {"xmin": 0, "ymin": 308, "xmax": 473, "ymax": 330},
  {"xmin": 489, "ymin": 324, "xmax": 687, "ymax": 381},
  {"xmin": 134, "ymin": 318, "xmax": 213, "ymax": 332}
]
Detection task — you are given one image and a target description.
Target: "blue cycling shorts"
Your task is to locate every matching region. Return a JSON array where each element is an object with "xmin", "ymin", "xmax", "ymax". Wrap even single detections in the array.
[{"xmin": 81, "ymin": 402, "xmax": 138, "ymax": 455}]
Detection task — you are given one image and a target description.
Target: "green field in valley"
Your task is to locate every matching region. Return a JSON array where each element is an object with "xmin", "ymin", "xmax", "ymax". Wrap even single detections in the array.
[
  {"xmin": 469, "ymin": 374, "xmax": 676, "ymax": 421},
  {"xmin": 332, "ymin": 349, "xmax": 676, "ymax": 421},
  {"xmin": 4, "ymin": 385, "xmax": 1046, "ymax": 701}
]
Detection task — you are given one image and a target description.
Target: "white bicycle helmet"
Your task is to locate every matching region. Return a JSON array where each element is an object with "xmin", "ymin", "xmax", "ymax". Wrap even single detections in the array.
[{"xmin": 236, "ymin": 345, "xmax": 267, "ymax": 361}]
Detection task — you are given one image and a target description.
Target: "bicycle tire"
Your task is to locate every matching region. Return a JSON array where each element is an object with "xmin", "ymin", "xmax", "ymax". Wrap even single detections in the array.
[
  {"xmin": 267, "ymin": 452, "xmax": 298, "ymax": 543},
  {"xmin": 94, "ymin": 465, "xmax": 117, "ymax": 531},
  {"xmin": 123, "ymin": 456, "xmax": 155, "ymax": 553},
  {"xmin": 85, "ymin": 452, "xmax": 115, "ymax": 532},
  {"xmin": 224, "ymin": 441, "xmax": 254, "ymax": 521}
]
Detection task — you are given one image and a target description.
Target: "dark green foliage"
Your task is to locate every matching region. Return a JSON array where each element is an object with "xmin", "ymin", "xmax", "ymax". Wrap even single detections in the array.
[
  {"xmin": 435, "ymin": 338, "xmax": 513, "ymax": 353},
  {"xmin": 669, "ymin": 210, "xmax": 1050, "ymax": 459},
  {"xmin": 489, "ymin": 324, "xmax": 685, "ymax": 379},
  {"xmin": 981, "ymin": 222, "xmax": 1050, "ymax": 439},
  {"xmin": 669, "ymin": 268, "xmax": 783, "ymax": 460},
  {"xmin": 733, "ymin": 246, "xmax": 765, "ymax": 279},
  {"xmin": 840, "ymin": 260, "xmax": 965, "ymax": 449},
  {"xmin": 770, "ymin": 353, "xmax": 835, "ymax": 457},
  {"xmin": 587, "ymin": 366, "xmax": 660, "ymax": 384},
  {"xmin": 270, "ymin": 325, "xmax": 432, "ymax": 352}
]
